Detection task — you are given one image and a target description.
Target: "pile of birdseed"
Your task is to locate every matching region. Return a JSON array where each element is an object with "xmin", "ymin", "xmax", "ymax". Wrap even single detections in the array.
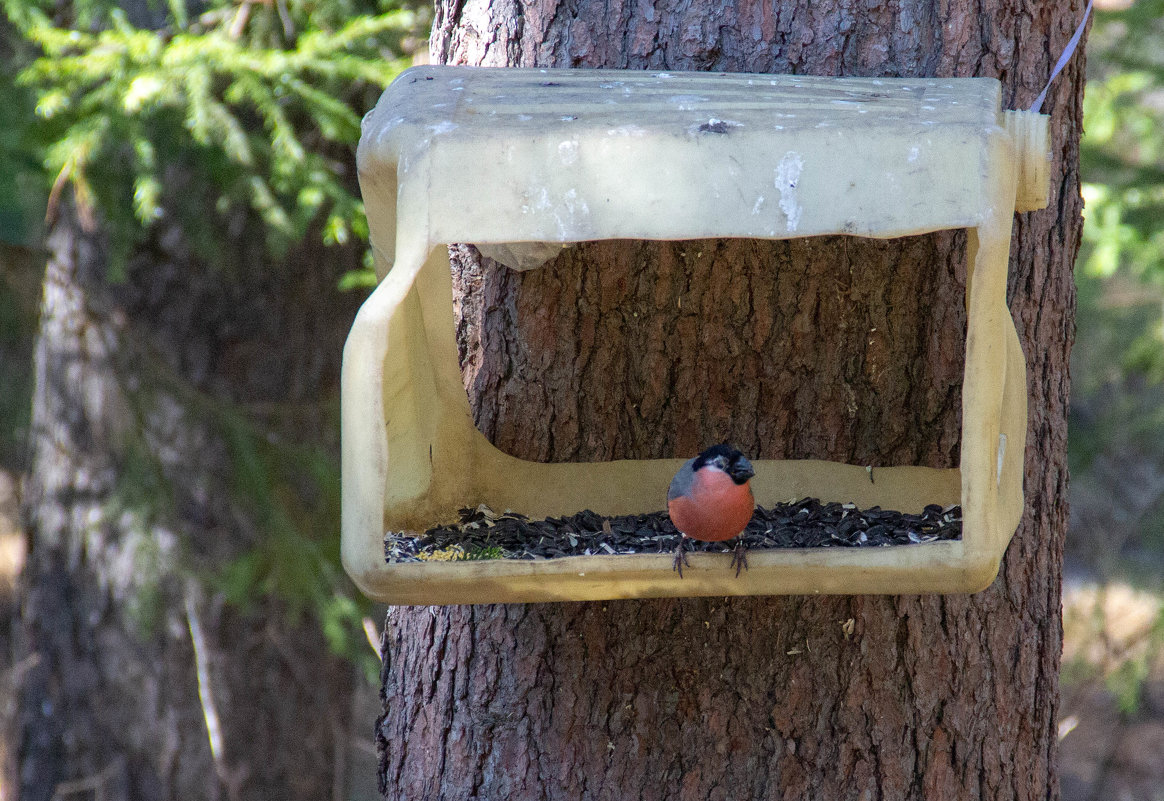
[{"xmin": 384, "ymin": 498, "xmax": 962, "ymax": 563}]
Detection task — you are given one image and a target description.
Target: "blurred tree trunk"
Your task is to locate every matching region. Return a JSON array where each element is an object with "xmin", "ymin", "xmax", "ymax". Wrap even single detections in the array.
[
  {"xmin": 16, "ymin": 199, "xmax": 362, "ymax": 800},
  {"xmin": 378, "ymin": 1, "xmax": 1084, "ymax": 799}
]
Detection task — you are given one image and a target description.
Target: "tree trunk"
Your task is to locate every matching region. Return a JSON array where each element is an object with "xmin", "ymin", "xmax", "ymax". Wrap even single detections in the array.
[
  {"xmin": 378, "ymin": 1, "xmax": 1084, "ymax": 799},
  {"xmin": 16, "ymin": 201, "xmax": 362, "ymax": 801}
]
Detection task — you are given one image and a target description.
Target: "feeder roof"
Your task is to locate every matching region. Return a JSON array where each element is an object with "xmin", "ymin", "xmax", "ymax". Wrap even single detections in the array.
[{"xmin": 358, "ymin": 66, "xmax": 1030, "ymax": 246}]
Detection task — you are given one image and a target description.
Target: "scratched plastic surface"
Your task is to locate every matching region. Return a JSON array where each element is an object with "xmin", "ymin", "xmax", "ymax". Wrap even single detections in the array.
[
  {"xmin": 342, "ymin": 66, "xmax": 1050, "ymax": 604},
  {"xmin": 359, "ymin": 67, "xmax": 1046, "ymax": 268}
]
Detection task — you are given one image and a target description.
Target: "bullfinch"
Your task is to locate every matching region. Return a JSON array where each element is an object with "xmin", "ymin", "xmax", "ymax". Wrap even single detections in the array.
[{"xmin": 667, "ymin": 444, "xmax": 756, "ymax": 577}]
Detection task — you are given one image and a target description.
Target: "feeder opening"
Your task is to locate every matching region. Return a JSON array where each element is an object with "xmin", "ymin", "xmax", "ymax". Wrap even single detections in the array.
[{"xmin": 454, "ymin": 231, "xmax": 968, "ymax": 473}]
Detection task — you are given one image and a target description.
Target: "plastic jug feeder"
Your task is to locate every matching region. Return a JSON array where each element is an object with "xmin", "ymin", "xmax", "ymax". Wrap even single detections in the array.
[{"xmin": 343, "ymin": 66, "xmax": 1050, "ymax": 605}]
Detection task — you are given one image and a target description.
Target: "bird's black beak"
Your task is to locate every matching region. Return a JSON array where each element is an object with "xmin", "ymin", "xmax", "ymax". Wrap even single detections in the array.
[{"xmin": 728, "ymin": 456, "xmax": 755, "ymax": 484}]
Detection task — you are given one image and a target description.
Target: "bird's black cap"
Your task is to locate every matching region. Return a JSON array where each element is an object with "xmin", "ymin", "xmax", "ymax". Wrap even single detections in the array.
[{"xmin": 693, "ymin": 443, "xmax": 755, "ymax": 484}]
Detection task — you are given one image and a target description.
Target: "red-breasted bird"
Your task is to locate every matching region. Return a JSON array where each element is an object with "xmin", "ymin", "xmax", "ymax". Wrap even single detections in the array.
[{"xmin": 668, "ymin": 444, "xmax": 756, "ymax": 577}]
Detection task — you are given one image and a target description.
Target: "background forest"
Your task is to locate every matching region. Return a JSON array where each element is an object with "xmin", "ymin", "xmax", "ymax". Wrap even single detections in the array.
[
  {"xmin": 0, "ymin": 0, "xmax": 1161, "ymax": 798},
  {"xmin": 1058, "ymin": 2, "xmax": 1164, "ymax": 797}
]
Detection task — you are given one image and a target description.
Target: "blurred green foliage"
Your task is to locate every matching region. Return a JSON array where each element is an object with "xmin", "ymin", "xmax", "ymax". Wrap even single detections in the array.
[
  {"xmin": 1076, "ymin": 0, "xmax": 1164, "ymax": 388},
  {"xmin": 1069, "ymin": 0, "xmax": 1164, "ymax": 713},
  {"xmin": 1081, "ymin": 0, "xmax": 1164, "ymax": 272},
  {"xmin": 1072, "ymin": 0, "xmax": 1164, "ymax": 495},
  {"xmin": 1073, "ymin": 0, "xmax": 1164, "ymax": 469},
  {"xmin": 1, "ymin": 0, "xmax": 418, "ymax": 274},
  {"xmin": 0, "ymin": 0, "xmax": 425, "ymax": 674},
  {"xmin": 213, "ymin": 401, "xmax": 383, "ymax": 678}
]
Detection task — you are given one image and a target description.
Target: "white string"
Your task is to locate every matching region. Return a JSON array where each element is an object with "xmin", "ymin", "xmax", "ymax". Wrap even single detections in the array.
[{"xmin": 1030, "ymin": 0, "xmax": 1095, "ymax": 112}]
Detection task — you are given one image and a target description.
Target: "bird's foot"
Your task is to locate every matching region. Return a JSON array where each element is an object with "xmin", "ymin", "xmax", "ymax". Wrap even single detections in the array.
[
  {"xmin": 672, "ymin": 539, "xmax": 691, "ymax": 578},
  {"xmin": 730, "ymin": 541, "xmax": 749, "ymax": 577}
]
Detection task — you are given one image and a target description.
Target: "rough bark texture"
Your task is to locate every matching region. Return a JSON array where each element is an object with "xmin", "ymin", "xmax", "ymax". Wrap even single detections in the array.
[
  {"xmin": 454, "ymin": 236, "xmax": 967, "ymax": 465},
  {"xmin": 16, "ymin": 203, "xmax": 361, "ymax": 801},
  {"xmin": 378, "ymin": 2, "xmax": 1083, "ymax": 799}
]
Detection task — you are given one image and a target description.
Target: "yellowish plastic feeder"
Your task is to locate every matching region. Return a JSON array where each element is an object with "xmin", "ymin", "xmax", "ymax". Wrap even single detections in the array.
[{"xmin": 343, "ymin": 66, "xmax": 1049, "ymax": 605}]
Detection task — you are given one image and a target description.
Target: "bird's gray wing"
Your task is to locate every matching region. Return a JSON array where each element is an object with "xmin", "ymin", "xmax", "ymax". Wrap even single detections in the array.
[{"xmin": 667, "ymin": 457, "xmax": 698, "ymax": 502}]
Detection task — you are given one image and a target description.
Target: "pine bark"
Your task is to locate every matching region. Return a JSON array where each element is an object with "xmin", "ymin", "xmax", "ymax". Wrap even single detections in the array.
[
  {"xmin": 16, "ymin": 203, "xmax": 361, "ymax": 801},
  {"xmin": 378, "ymin": 1, "xmax": 1084, "ymax": 799}
]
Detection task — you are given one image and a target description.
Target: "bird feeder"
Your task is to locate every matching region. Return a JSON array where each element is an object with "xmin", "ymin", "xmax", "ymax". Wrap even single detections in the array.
[{"xmin": 343, "ymin": 66, "xmax": 1049, "ymax": 605}]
